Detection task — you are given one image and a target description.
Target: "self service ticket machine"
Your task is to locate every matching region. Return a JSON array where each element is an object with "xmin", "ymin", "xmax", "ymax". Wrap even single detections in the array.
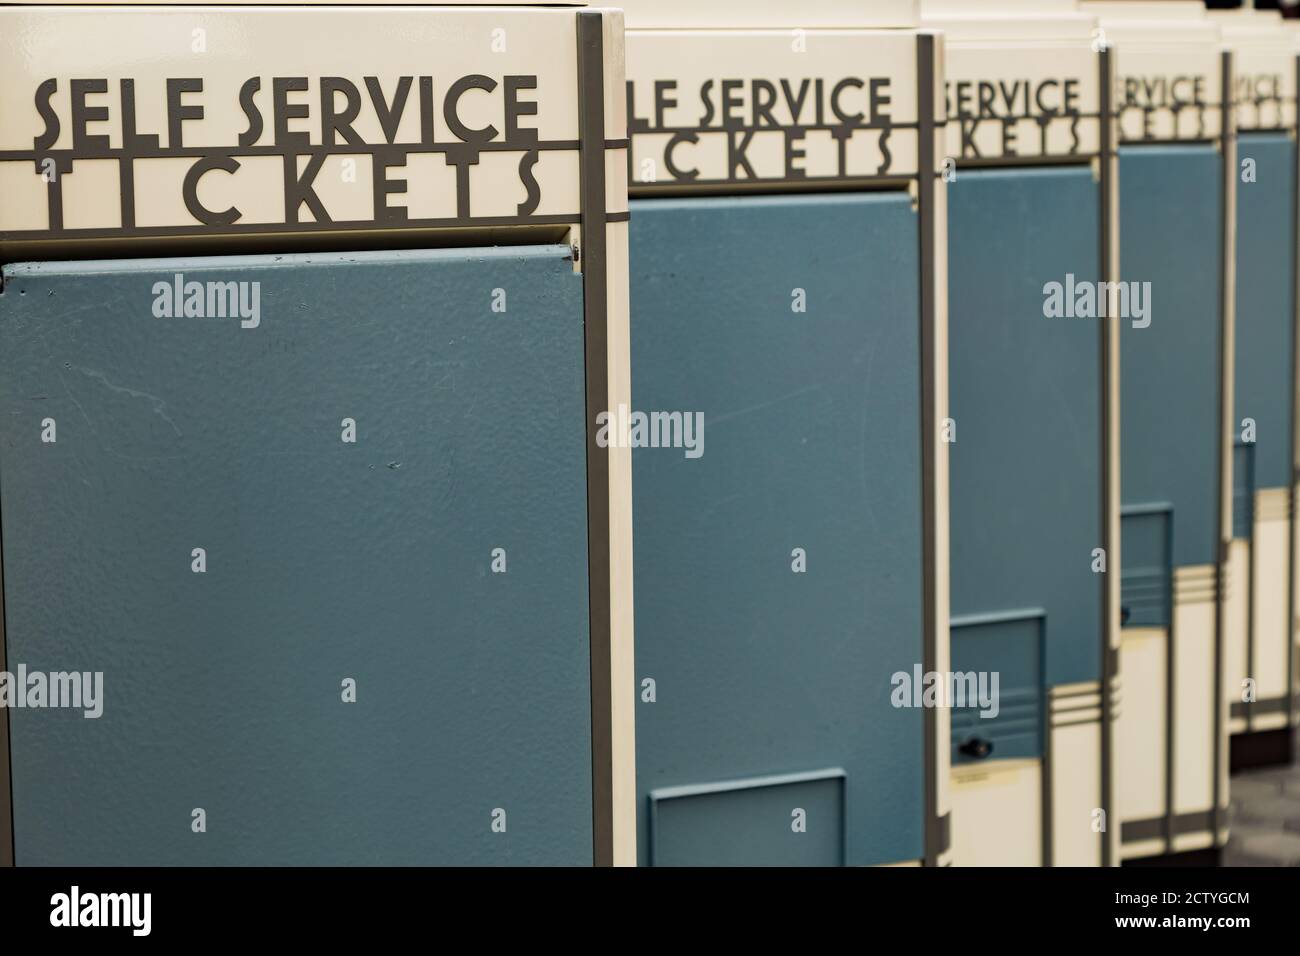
[
  {"xmin": 0, "ymin": 1, "xmax": 635, "ymax": 866},
  {"xmin": 1082, "ymin": 0, "xmax": 1234, "ymax": 864},
  {"xmin": 1210, "ymin": 7, "xmax": 1299, "ymax": 773},
  {"xmin": 622, "ymin": 0, "xmax": 951, "ymax": 866},
  {"xmin": 922, "ymin": 0, "xmax": 1119, "ymax": 867}
]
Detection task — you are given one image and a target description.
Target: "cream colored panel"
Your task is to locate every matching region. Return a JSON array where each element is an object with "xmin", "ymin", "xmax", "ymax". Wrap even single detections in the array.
[
  {"xmin": 1081, "ymin": 2, "xmax": 1223, "ymax": 143},
  {"xmin": 951, "ymin": 759, "xmax": 1041, "ymax": 867},
  {"xmin": 59, "ymin": 159, "xmax": 123, "ymax": 230},
  {"xmin": 1209, "ymin": 8, "xmax": 1299, "ymax": 131},
  {"xmin": 401, "ymin": 154, "xmax": 462, "ymax": 221},
  {"xmin": 502, "ymin": 151, "xmax": 580, "ymax": 219},
  {"xmin": 604, "ymin": 217, "xmax": 635, "ymax": 867},
  {"xmin": 602, "ymin": 9, "xmax": 627, "ymax": 145},
  {"xmin": 604, "ymin": 149, "xmax": 629, "ymax": 216},
  {"xmin": 1107, "ymin": 675, "xmax": 1121, "ymax": 865},
  {"xmin": 0, "ymin": 5, "xmax": 595, "ymax": 245},
  {"xmin": 1219, "ymin": 579, "xmax": 1232, "ymax": 807},
  {"xmin": 1051, "ymin": 718, "xmax": 1102, "ymax": 867},
  {"xmin": 925, "ymin": 1, "xmax": 1081, "ymax": 18},
  {"xmin": 1172, "ymin": 831, "xmax": 1215, "ymax": 854},
  {"xmin": 1253, "ymin": 494, "xmax": 1290, "ymax": 704},
  {"xmin": 619, "ymin": 0, "xmax": 919, "ymax": 30},
  {"xmin": 1173, "ymin": 561, "xmax": 1216, "ymax": 826},
  {"xmin": 599, "ymin": 18, "xmax": 633, "ymax": 863},
  {"xmin": 1, "ymin": 10, "xmax": 580, "ymax": 147},
  {"xmin": 0, "ymin": 161, "xmax": 49, "ymax": 231},
  {"xmin": 23, "ymin": 1, "xmax": 586, "ymax": 5},
  {"xmin": 1226, "ymin": 539, "xmax": 1250, "ymax": 731},
  {"xmin": 1121, "ymin": 837, "xmax": 1166, "ymax": 861},
  {"xmin": 1253, "ymin": 712, "xmax": 1289, "ymax": 731},
  {"xmin": 1173, "ymin": 595, "xmax": 1214, "ymax": 817},
  {"xmin": 1117, "ymin": 627, "xmax": 1166, "ymax": 825}
]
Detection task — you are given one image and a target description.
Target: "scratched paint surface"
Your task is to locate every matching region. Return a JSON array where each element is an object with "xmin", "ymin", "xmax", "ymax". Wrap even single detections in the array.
[
  {"xmin": 628, "ymin": 193, "xmax": 925, "ymax": 866},
  {"xmin": 0, "ymin": 246, "xmax": 593, "ymax": 864}
]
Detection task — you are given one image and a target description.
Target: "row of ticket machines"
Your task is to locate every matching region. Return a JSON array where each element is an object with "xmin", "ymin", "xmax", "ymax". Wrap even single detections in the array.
[{"xmin": 0, "ymin": 0, "xmax": 1296, "ymax": 866}]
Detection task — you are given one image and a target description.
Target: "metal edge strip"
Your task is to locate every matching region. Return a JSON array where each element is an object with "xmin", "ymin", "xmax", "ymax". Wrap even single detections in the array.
[
  {"xmin": 1289, "ymin": 54, "xmax": 1299, "ymax": 738},
  {"xmin": 1098, "ymin": 44, "xmax": 1118, "ymax": 870},
  {"xmin": 917, "ymin": 30, "xmax": 943, "ymax": 868},
  {"xmin": 576, "ymin": 9, "xmax": 613, "ymax": 868},
  {"xmin": 1213, "ymin": 48, "xmax": 1236, "ymax": 850}
]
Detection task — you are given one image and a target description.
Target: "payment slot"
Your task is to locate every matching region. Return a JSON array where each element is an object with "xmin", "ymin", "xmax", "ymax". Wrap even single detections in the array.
[
  {"xmin": 1209, "ymin": 7, "xmax": 1298, "ymax": 772},
  {"xmin": 623, "ymin": 0, "xmax": 951, "ymax": 866},
  {"xmin": 922, "ymin": 0, "xmax": 1119, "ymax": 866},
  {"xmin": 0, "ymin": 1, "xmax": 634, "ymax": 866},
  {"xmin": 1081, "ymin": 1, "xmax": 1233, "ymax": 865}
]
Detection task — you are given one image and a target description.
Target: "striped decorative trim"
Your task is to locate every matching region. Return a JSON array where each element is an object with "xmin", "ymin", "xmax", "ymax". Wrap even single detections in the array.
[
  {"xmin": 1173, "ymin": 564, "xmax": 1218, "ymax": 606},
  {"xmin": 1050, "ymin": 681, "xmax": 1108, "ymax": 728},
  {"xmin": 1256, "ymin": 486, "xmax": 1291, "ymax": 522}
]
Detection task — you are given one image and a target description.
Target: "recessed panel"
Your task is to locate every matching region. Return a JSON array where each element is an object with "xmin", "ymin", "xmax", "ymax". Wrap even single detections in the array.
[{"xmin": 649, "ymin": 771, "xmax": 845, "ymax": 867}]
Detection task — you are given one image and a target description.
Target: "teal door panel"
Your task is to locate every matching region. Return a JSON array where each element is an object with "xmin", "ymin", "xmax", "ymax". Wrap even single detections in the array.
[
  {"xmin": 1234, "ymin": 132, "xmax": 1296, "ymax": 494},
  {"xmin": 1120, "ymin": 506, "xmax": 1172, "ymax": 629},
  {"xmin": 948, "ymin": 167, "xmax": 1103, "ymax": 687},
  {"xmin": 950, "ymin": 612, "xmax": 1043, "ymax": 765},
  {"xmin": 1118, "ymin": 146, "xmax": 1222, "ymax": 571},
  {"xmin": 0, "ymin": 247, "xmax": 594, "ymax": 865},
  {"xmin": 629, "ymin": 193, "xmax": 926, "ymax": 866}
]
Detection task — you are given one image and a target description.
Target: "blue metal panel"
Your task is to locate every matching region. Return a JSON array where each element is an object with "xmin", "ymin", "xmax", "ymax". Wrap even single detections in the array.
[
  {"xmin": 1118, "ymin": 145, "xmax": 1223, "ymax": 570},
  {"xmin": 0, "ymin": 247, "xmax": 594, "ymax": 865},
  {"xmin": 947, "ymin": 167, "xmax": 1104, "ymax": 687},
  {"xmin": 950, "ymin": 612, "xmax": 1043, "ymax": 765},
  {"xmin": 629, "ymin": 193, "xmax": 925, "ymax": 866},
  {"xmin": 1234, "ymin": 132, "xmax": 1296, "ymax": 492}
]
